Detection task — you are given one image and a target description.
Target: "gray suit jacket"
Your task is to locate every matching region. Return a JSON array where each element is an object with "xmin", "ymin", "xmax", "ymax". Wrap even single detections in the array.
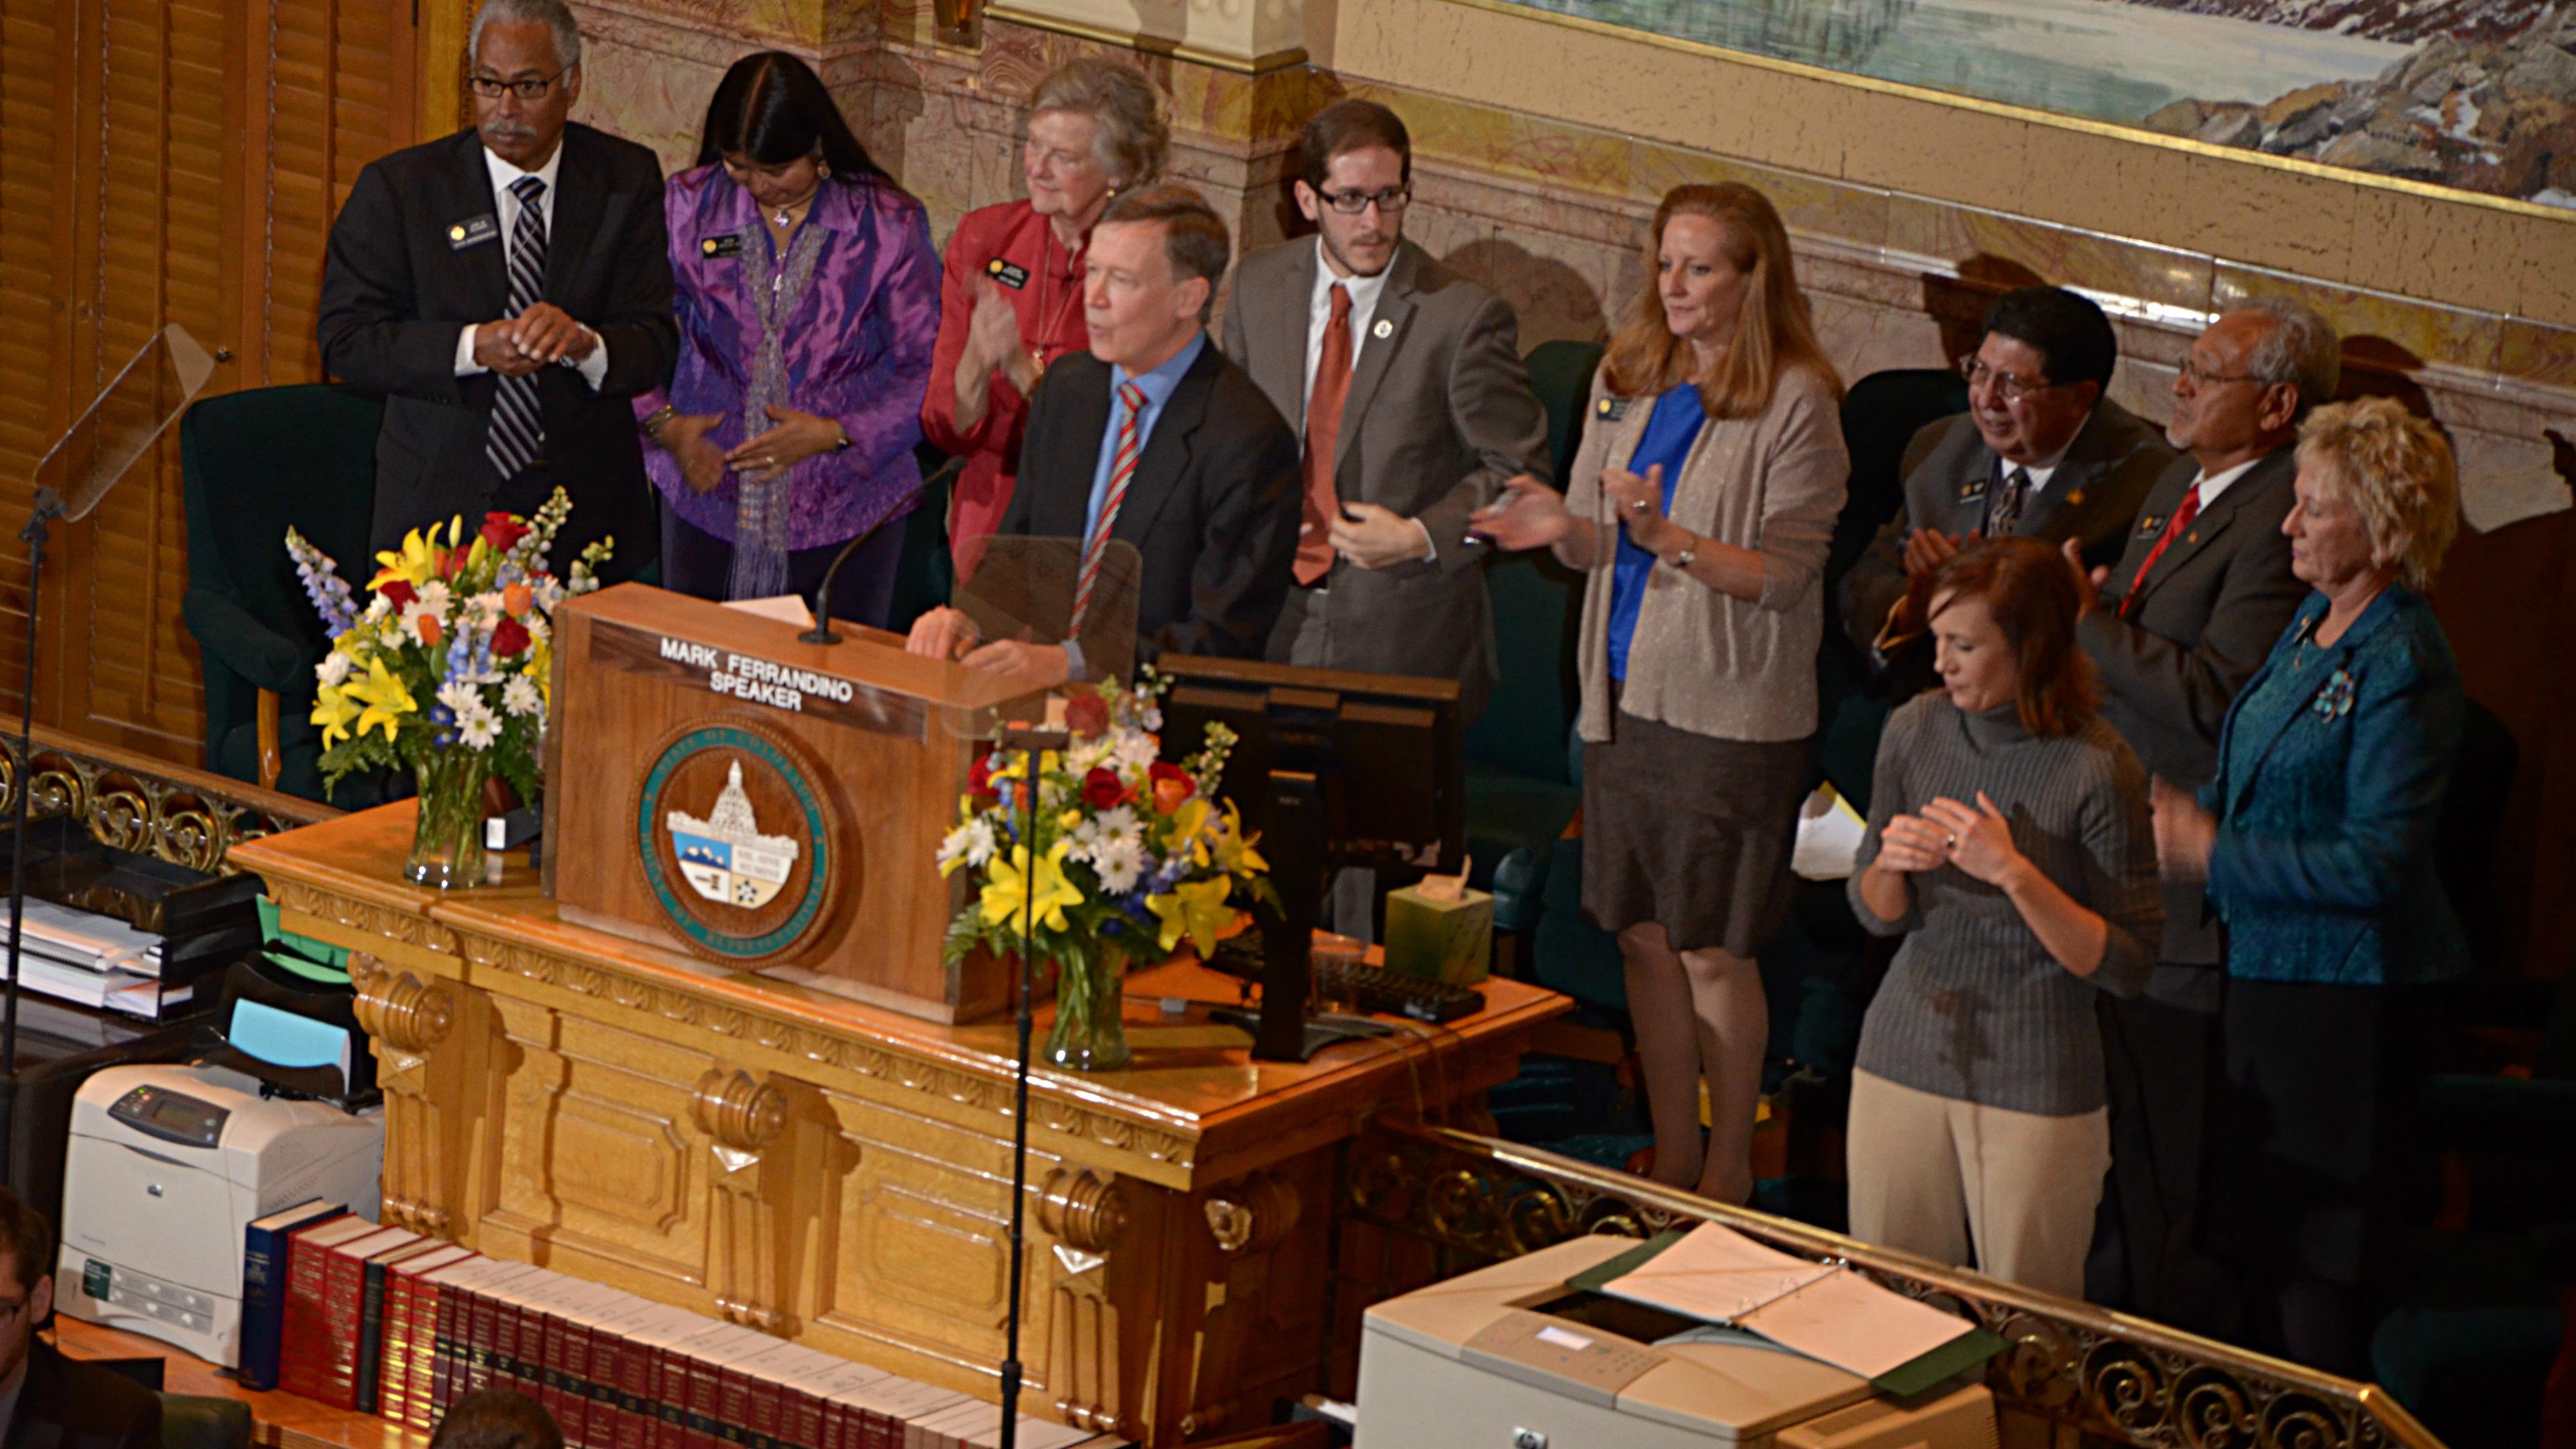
[
  {"xmin": 1839, "ymin": 398, "xmax": 2176, "ymax": 661},
  {"xmin": 2081, "ymin": 445, "xmax": 2306, "ymax": 970},
  {"xmin": 1220, "ymin": 237, "xmax": 1549, "ymax": 721}
]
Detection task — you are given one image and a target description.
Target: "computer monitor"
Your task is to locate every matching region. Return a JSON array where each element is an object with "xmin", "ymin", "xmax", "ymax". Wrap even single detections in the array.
[{"xmin": 1153, "ymin": 655, "xmax": 1463, "ymax": 1061}]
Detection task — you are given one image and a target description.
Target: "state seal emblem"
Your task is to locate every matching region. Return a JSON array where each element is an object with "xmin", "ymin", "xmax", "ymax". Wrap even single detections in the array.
[{"xmin": 633, "ymin": 718, "xmax": 848, "ymax": 963}]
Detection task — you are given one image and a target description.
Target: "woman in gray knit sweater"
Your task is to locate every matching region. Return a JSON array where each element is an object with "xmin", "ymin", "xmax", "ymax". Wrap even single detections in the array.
[{"xmin": 1847, "ymin": 537, "xmax": 2160, "ymax": 1297}]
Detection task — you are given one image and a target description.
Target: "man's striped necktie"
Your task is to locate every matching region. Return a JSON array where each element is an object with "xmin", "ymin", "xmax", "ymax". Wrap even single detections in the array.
[
  {"xmin": 1071, "ymin": 381, "xmax": 1150, "ymax": 633},
  {"xmin": 485, "ymin": 174, "xmax": 549, "ymax": 482}
]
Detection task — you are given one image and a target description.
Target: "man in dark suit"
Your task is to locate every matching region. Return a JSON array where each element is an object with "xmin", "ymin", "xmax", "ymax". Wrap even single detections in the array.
[
  {"xmin": 0, "ymin": 1187, "xmax": 160, "ymax": 1449},
  {"xmin": 908, "ymin": 184, "xmax": 1300, "ymax": 684},
  {"xmin": 1840, "ymin": 286, "xmax": 2174, "ymax": 674},
  {"xmin": 317, "ymin": 0, "xmax": 675, "ymax": 578},
  {"xmin": 1220, "ymin": 100, "xmax": 1548, "ymax": 724},
  {"xmin": 2073, "ymin": 297, "xmax": 2337, "ymax": 1329}
]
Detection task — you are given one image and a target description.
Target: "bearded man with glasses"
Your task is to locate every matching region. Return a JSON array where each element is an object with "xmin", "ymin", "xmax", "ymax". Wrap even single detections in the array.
[
  {"xmin": 319, "ymin": 0, "xmax": 676, "ymax": 578},
  {"xmin": 1221, "ymin": 99, "xmax": 1550, "ymax": 729},
  {"xmin": 1841, "ymin": 286, "xmax": 2172, "ymax": 686}
]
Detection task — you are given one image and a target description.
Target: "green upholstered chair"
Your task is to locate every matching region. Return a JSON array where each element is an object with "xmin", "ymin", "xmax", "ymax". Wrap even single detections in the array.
[
  {"xmin": 179, "ymin": 383, "xmax": 383, "ymax": 804},
  {"xmin": 1468, "ymin": 339, "xmax": 1602, "ymax": 933}
]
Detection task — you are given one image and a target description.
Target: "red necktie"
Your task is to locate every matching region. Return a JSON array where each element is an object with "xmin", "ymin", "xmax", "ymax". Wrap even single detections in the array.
[
  {"xmin": 1072, "ymin": 381, "xmax": 1150, "ymax": 632},
  {"xmin": 1294, "ymin": 283, "xmax": 1353, "ymax": 587},
  {"xmin": 2118, "ymin": 482, "xmax": 2203, "ymax": 617}
]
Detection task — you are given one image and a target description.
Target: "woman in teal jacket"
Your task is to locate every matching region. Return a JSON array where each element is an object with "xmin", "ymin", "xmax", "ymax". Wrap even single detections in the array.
[{"xmin": 2155, "ymin": 396, "xmax": 2464, "ymax": 1374}]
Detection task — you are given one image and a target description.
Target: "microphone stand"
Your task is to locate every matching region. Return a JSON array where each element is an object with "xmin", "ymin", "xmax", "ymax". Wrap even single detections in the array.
[
  {"xmin": 800, "ymin": 458, "xmax": 965, "ymax": 647},
  {"xmin": 994, "ymin": 720, "xmax": 1067, "ymax": 1448},
  {"xmin": 0, "ymin": 487, "xmax": 62, "ymax": 1175}
]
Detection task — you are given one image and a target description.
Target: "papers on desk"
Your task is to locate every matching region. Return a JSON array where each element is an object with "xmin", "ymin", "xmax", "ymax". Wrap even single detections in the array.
[
  {"xmin": 1587, "ymin": 1222, "xmax": 1998, "ymax": 1390},
  {"xmin": 5, "ymin": 898, "xmax": 194, "ymax": 1019}
]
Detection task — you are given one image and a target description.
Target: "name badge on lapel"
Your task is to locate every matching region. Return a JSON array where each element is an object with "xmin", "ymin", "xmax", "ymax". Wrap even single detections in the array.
[
  {"xmin": 1596, "ymin": 397, "xmax": 1633, "ymax": 422},
  {"xmin": 700, "ymin": 233, "xmax": 746, "ymax": 259},
  {"xmin": 447, "ymin": 214, "xmax": 500, "ymax": 250},
  {"xmin": 1957, "ymin": 476, "xmax": 1988, "ymax": 502},
  {"xmin": 2136, "ymin": 513, "xmax": 2167, "ymax": 537},
  {"xmin": 987, "ymin": 258, "xmax": 1030, "ymax": 290}
]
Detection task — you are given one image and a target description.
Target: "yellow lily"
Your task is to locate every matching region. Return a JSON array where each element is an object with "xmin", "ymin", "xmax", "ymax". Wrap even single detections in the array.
[
  {"xmin": 1162, "ymin": 797, "xmax": 1213, "ymax": 867},
  {"xmin": 988, "ymin": 749, "xmax": 1059, "ymax": 783},
  {"xmin": 1213, "ymin": 800, "xmax": 1268, "ymax": 877},
  {"xmin": 368, "ymin": 519, "xmax": 451, "ymax": 592},
  {"xmin": 1148, "ymin": 877, "xmax": 1232, "ymax": 957},
  {"xmin": 309, "ymin": 683, "xmax": 362, "ymax": 748},
  {"xmin": 346, "ymin": 655, "xmax": 418, "ymax": 743},
  {"xmin": 978, "ymin": 840, "xmax": 1082, "ymax": 933}
]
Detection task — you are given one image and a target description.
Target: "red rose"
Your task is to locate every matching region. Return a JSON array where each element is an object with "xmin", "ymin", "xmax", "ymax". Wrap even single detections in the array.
[
  {"xmin": 1065, "ymin": 692, "xmax": 1110, "ymax": 739},
  {"xmin": 967, "ymin": 753, "xmax": 1000, "ymax": 802},
  {"xmin": 480, "ymin": 511, "xmax": 531, "ymax": 552},
  {"xmin": 1081, "ymin": 767, "xmax": 1129, "ymax": 810},
  {"xmin": 490, "ymin": 616, "xmax": 532, "ymax": 657},
  {"xmin": 380, "ymin": 579, "xmax": 417, "ymax": 609}
]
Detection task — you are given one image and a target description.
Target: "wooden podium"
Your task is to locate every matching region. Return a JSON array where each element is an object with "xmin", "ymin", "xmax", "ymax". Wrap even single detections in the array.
[
  {"xmin": 224, "ymin": 581, "xmax": 1574, "ymax": 1443},
  {"xmin": 547, "ymin": 584, "xmax": 1034, "ymax": 1022}
]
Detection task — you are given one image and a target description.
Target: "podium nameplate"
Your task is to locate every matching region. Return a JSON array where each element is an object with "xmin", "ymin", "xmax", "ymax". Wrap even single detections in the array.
[{"xmin": 547, "ymin": 585, "xmax": 1034, "ymax": 1022}]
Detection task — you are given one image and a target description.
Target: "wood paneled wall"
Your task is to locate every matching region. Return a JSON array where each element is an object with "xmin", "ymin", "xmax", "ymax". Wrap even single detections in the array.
[{"xmin": 0, "ymin": 0, "xmax": 430, "ymax": 763}]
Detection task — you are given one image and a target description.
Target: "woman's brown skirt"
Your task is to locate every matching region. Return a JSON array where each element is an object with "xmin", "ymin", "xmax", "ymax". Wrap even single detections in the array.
[{"xmin": 1582, "ymin": 708, "xmax": 1811, "ymax": 957}]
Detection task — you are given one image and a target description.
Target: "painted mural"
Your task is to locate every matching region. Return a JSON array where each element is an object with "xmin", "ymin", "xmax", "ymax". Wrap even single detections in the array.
[{"xmin": 1508, "ymin": 0, "xmax": 2576, "ymax": 209}]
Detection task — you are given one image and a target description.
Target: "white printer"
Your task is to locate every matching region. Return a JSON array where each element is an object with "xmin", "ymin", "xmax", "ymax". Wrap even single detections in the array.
[
  {"xmin": 1358, "ymin": 1236, "xmax": 1997, "ymax": 1448},
  {"xmin": 54, "ymin": 1062, "xmax": 384, "ymax": 1366}
]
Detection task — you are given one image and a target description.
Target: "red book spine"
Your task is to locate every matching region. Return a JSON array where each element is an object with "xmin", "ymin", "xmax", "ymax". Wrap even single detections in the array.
[
  {"xmin": 379, "ymin": 1269, "xmax": 415, "ymax": 1424},
  {"xmin": 411, "ymin": 1278, "xmax": 448, "ymax": 1431},
  {"xmin": 497, "ymin": 1298, "xmax": 531, "ymax": 1397},
  {"xmin": 654, "ymin": 1340, "xmax": 695, "ymax": 1449},
  {"xmin": 318, "ymin": 1246, "xmax": 368, "ymax": 1409},
  {"xmin": 467, "ymin": 1283, "xmax": 502, "ymax": 1397},
  {"xmin": 615, "ymin": 1326, "xmax": 659, "ymax": 1449},
  {"xmin": 549, "ymin": 1311, "xmax": 586, "ymax": 1445},
  {"xmin": 686, "ymin": 1348, "xmax": 727, "ymax": 1449},
  {"xmin": 578, "ymin": 1322, "xmax": 615, "ymax": 1449},
  {"xmin": 725, "ymin": 1364, "xmax": 768, "ymax": 1449},
  {"xmin": 277, "ymin": 1234, "xmax": 329, "ymax": 1401},
  {"xmin": 782, "ymin": 1385, "xmax": 822, "ymax": 1449},
  {"xmin": 817, "ymin": 1399, "xmax": 843, "ymax": 1449}
]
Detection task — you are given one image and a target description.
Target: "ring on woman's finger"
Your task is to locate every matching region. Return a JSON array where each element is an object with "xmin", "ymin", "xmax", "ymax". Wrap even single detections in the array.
[
  {"xmin": 1943, "ymin": 831, "xmax": 1958, "ymax": 849},
  {"xmin": 1629, "ymin": 499, "xmax": 1649, "ymax": 514}
]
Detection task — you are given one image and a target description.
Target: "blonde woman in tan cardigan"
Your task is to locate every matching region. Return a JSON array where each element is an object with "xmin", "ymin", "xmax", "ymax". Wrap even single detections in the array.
[{"xmin": 1473, "ymin": 184, "xmax": 1848, "ymax": 1203}]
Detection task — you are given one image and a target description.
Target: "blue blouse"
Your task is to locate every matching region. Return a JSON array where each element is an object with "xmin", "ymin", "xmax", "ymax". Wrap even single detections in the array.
[
  {"xmin": 2198, "ymin": 586, "xmax": 2467, "ymax": 987},
  {"xmin": 1606, "ymin": 382, "xmax": 1708, "ymax": 681}
]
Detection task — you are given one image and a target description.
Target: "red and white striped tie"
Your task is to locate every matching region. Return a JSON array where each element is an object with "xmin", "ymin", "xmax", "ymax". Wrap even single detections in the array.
[{"xmin": 1071, "ymin": 381, "xmax": 1149, "ymax": 634}]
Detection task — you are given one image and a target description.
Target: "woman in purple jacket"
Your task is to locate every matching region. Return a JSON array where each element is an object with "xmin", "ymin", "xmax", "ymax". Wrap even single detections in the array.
[{"xmin": 635, "ymin": 52, "xmax": 940, "ymax": 626}]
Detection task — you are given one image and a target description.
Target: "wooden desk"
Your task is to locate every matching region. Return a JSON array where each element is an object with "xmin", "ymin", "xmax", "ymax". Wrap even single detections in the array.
[
  {"xmin": 53, "ymin": 1318, "xmax": 423, "ymax": 1449},
  {"xmin": 231, "ymin": 804, "xmax": 1567, "ymax": 1446}
]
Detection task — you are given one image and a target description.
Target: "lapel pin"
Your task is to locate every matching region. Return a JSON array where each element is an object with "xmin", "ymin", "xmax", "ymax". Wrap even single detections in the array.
[
  {"xmin": 2066, "ymin": 488, "xmax": 2086, "ymax": 506},
  {"xmin": 702, "ymin": 238, "xmax": 720, "ymax": 256},
  {"xmin": 1372, "ymin": 318, "xmax": 1394, "ymax": 339},
  {"xmin": 449, "ymin": 224, "xmax": 467, "ymax": 242}
]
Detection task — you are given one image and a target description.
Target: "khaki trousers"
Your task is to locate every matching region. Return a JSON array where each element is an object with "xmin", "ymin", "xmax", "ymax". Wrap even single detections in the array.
[{"xmin": 1845, "ymin": 1069, "xmax": 2109, "ymax": 1299}]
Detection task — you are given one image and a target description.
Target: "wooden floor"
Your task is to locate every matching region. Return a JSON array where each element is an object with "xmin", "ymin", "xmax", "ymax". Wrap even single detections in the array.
[{"xmin": 52, "ymin": 1317, "xmax": 426, "ymax": 1449}]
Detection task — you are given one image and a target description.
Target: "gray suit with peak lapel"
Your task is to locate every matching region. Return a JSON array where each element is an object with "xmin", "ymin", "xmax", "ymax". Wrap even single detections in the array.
[
  {"xmin": 1839, "ymin": 398, "xmax": 2176, "ymax": 661},
  {"xmin": 1220, "ymin": 237, "xmax": 1549, "ymax": 722},
  {"xmin": 2077, "ymin": 443, "xmax": 2304, "ymax": 1330}
]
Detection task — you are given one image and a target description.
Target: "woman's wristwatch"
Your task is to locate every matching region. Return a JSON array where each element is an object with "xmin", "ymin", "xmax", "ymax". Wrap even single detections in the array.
[
  {"xmin": 641, "ymin": 405, "xmax": 678, "ymax": 446},
  {"xmin": 1664, "ymin": 533, "xmax": 1698, "ymax": 571}
]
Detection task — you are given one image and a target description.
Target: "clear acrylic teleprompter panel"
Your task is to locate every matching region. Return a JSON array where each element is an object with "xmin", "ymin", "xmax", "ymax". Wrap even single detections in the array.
[
  {"xmin": 928, "ymin": 535, "xmax": 1142, "ymax": 744},
  {"xmin": 35, "ymin": 325, "xmax": 216, "ymax": 519}
]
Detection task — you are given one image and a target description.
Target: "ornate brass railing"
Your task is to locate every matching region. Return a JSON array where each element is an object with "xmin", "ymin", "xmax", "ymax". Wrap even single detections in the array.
[
  {"xmin": 1344, "ymin": 1119, "xmax": 2445, "ymax": 1449},
  {"xmin": 0, "ymin": 726, "xmax": 337, "ymax": 875}
]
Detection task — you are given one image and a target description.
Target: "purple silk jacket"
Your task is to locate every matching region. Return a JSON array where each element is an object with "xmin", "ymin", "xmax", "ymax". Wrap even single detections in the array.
[{"xmin": 635, "ymin": 164, "xmax": 940, "ymax": 549}]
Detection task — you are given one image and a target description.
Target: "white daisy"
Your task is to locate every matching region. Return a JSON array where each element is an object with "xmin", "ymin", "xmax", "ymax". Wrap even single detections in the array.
[
  {"xmin": 362, "ymin": 594, "xmax": 393, "ymax": 623},
  {"xmin": 1108, "ymin": 733, "xmax": 1158, "ymax": 774},
  {"xmin": 1090, "ymin": 834, "xmax": 1145, "ymax": 894},
  {"xmin": 460, "ymin": 591, "xmax": 503, "ymax": 631},
  {"xmin": 455, "ymin": 700, "xmax": 502, "ymax": 750},
  {"xmin": 937, "ymin": 818, "xmax": 1001, "ymax": 872},
  {"xmin": 1092, "ymin": 804, "xmax": 1141, "ymax": 844},
  {"xmin": 415, "ymin": 580, "xmax": 453, "ymax": 616},
  {"xmin": 501, "ymin": 676, "xmax": 541, "ymax": 718},
  {"xmin": 315, "ymin": 651, "xmax": 352, "ymax": 687},
  {"xmin": 436, "ymin": 680, "xmax": 482, "ymax": 716}
]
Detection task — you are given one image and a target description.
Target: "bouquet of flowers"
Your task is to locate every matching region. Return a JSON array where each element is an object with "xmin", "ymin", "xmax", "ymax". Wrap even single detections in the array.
[
  {"xmin": 286, "ymin": 487, "xmax": 608, "ymax": 887},
  {"xmin": 938, "ymin": 672, "xmax": 1271, "ymax": 1070}
]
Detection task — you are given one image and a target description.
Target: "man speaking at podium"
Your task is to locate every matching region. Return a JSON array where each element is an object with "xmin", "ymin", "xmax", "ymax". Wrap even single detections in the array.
[
  {"xmin": 317, "ymin": 0, "xmax": 674, "ymax": 578},
  {"xmin": 908, "ymin": 184, "xmax": 1300, "ymax": 684}
]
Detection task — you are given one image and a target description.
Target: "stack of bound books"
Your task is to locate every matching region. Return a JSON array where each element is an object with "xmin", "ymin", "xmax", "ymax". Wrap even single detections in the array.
[{"xmin": 243, "ymin": 1201, "xmax": 1118, "ymax": 1449}]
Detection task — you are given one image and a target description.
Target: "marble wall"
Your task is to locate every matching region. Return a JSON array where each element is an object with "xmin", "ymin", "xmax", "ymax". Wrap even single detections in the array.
[{"xmin": 561, "ymin": 0, "xmax": 2575, "ymax": 973}]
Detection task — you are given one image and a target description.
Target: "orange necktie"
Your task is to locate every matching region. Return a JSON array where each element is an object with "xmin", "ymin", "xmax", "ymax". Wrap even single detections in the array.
[
  {"xmin": 2118, "ymin": 482, "xmax": 2203, "ymax": 617},
  {"xmin": 1295, "ymin": 283, "xmax": 1353, "ymax": 587}
]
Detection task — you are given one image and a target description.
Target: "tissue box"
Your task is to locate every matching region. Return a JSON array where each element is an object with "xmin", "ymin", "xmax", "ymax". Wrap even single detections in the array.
[{"xmin": 1381, "ymin": 883, "xmax": 1493, "ymax": 986}]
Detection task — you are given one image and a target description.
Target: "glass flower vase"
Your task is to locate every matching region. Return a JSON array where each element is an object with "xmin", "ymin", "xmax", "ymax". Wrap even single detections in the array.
[
  {"xmin": 405, "ymin": 748, "xmax": 490, "ymax": 889},
  {"xmin": 1044, "ymin": 943, "xmax": 1131, "ymax": 1071}
]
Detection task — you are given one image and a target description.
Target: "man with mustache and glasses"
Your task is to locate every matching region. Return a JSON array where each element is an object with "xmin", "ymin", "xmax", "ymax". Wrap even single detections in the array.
[
  {"xmin": 1222, "ymin": 100, "xmax": 1550, "ymax": 729},
  {"xmin": 1841, "ymin": 286, "xmax": 2174, "ymax": 690},
  {"xmin": 319, "ymin": 0, "xmax": 675, "ymax": 578}
]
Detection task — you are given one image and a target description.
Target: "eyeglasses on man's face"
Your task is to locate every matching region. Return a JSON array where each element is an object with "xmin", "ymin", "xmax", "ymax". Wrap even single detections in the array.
[
  {"xmin": 1317, "ymin": 186, "xmax": 1411, "ymax": 216},
  {"xmin": 1958, "ymin": 355, "xmax": 2075, "ymax": 406},
  {"xmin": 2177, "ymin": 356, "xmax": 2261, "ymax": 389},
  {"xmin": 470, "ymin": 68, "xmax": 568, "ymax": 102}
]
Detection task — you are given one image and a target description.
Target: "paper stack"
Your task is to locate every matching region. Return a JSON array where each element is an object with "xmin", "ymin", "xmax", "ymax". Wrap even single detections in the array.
[{"xmin": 5, "ymin": 898, "xmax": 193, "ymax": 1020}]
